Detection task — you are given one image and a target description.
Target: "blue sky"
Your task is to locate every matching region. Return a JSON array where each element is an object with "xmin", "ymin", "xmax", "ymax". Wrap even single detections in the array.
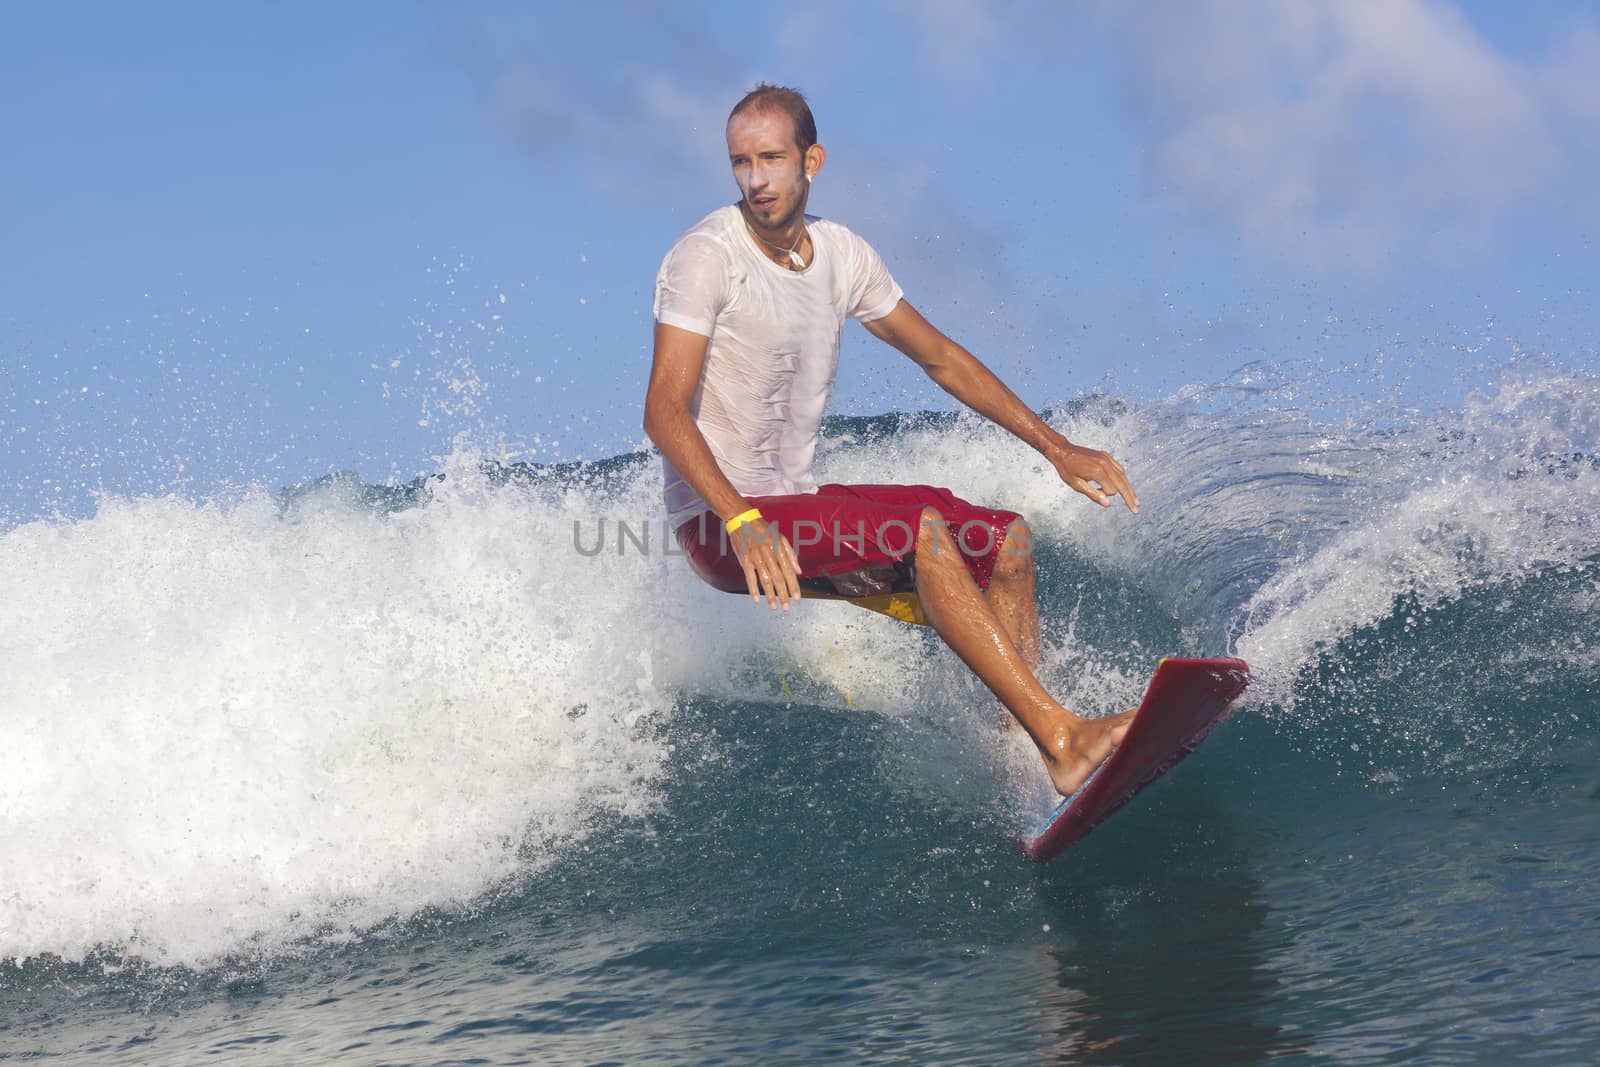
[{"xmin": 3, "ymin": 0, "xmax": 1597, "ymax": 521}]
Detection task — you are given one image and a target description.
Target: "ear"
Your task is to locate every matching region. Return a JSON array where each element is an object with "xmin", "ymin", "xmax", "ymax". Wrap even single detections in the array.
[{"xmin": 804, "ymin": 143, "xmax": 826, "ymax": 181}]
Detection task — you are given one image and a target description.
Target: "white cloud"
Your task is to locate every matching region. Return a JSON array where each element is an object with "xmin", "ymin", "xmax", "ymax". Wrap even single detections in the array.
[
  {"xmin": 1089, "ymin": 0, "xmax": 1592, "ymax": 266},
  {"xmin": 1542, "ymin": 16, "xmax": 1600, "ymax": 122},
  {"xmin": 486, "ymin": 63, "xmax": 732, "ymax": 192},
  {"xmin": 884, "ymin": 0, "xmax": 1598, "ymax": 267},
  {"xmin": 450, "ymin": 7, "xmax": 739, "ymax": 187},
  {"xmin": 884, "ymin": 0, "xmax": 1003, "ymax": 90},
  {"xmin": 823, "ymin": 155, "xmax": 1038, "ymax": 358},
  {"xmin": 457, "ymin": 3, "xmax": 1039, "ymax": 352}
]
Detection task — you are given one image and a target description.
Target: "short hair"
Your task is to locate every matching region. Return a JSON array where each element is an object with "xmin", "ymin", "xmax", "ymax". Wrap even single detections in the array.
[{"xmin": 728, "ymin": 83, "xmax": 817, "ymax": 154}]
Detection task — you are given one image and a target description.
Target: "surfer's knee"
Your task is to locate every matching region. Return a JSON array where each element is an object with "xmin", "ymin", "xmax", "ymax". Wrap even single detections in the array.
[
  {"xmin": 915, "ymin": 505, "xmax": 954, "ymax": 554},
  {"xmin": 993, "ymin": 517, "xmax": 1034, "ymax": 578}
]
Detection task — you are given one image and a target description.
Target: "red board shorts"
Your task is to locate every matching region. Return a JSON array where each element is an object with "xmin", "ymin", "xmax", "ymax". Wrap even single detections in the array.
[{"xmin": 674, "ymin": 483, "xmax": 1021, "ymax": 603}]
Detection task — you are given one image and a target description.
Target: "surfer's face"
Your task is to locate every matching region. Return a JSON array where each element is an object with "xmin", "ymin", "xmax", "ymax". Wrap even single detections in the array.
[{"xmin": 726, "ymin": 109, "xmax": 820, "ymax": 232}]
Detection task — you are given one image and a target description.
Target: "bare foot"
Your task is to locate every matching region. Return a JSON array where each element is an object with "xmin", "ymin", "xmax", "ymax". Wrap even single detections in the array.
[{"xmin": 1039, "ymin": 707, "xmax": 1137, "ymax": 797}]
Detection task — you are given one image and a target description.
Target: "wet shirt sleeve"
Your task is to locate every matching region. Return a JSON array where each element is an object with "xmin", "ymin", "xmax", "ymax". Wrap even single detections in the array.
[
  {"xmin": 842, "ymin": 230, "xmax": 904, "ymax": 323},
  {"xmin": 653, "ymin": 235, "xmax": 730, "ymax": 338}
]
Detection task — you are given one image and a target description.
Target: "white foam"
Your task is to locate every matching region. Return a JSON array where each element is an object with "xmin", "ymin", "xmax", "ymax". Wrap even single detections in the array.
[
  {"xmin": 0, "ymin": 454, "xmax": 682, "ymax": 966},
  {"xmin": 1234, "ymin": 372, "xmax": 1600, "ymax": 706},
  {"xmin": 7, "ymin": 367, "xmax": 1594, "ymax": 965},
  {"xmin": 0, "ymin": 439, "xmax": 969, "ymax": 967}
]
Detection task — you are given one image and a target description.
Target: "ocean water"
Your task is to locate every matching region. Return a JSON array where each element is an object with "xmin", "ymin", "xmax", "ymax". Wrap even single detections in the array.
[{"xmin": 2, "ymin": 364, "xmax": 1598, "ymax": 1064}]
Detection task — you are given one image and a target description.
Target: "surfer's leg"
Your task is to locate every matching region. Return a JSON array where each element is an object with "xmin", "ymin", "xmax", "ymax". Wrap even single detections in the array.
[
  {"xmin": 984, "ymin": 518, "xmax": 1039, "ymax": 671},
  {"xmin": 912, "ymin": 508, "xmax": 1132, "ymax": 796}
]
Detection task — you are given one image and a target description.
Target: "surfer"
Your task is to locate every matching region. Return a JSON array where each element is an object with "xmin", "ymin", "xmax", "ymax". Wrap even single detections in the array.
[{"xmin": 643, "ymin": 84, "xmax": 1140, "ymax": 796}]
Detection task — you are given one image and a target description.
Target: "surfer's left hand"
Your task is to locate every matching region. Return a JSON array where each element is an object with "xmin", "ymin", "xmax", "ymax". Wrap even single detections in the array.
[{"xmin": 1049, "ymin": 440, "xmax": 1139, "ymax": 514}]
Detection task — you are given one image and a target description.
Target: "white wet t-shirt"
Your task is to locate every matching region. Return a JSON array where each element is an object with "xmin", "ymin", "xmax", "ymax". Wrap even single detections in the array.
[{"xmin": 653, "ymin": 205, "xmax": 904, "ymax": 528}]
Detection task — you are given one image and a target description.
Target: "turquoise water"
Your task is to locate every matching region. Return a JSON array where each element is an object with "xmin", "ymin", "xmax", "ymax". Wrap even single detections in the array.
[{"xmin": 3, "ymin": 366, "xmax": 1598, "ymax": 1063}]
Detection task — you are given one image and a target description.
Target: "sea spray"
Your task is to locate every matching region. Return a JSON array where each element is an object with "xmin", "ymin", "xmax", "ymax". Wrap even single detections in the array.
[
  {"xmin": 0, "ymin": 456, "xmax": 675, "ymax": 965},
  {"xmin": 5, "ymin": 363, "xmax": 1598, "ymax": 969},
  {"xmin": 1231, "ymin": 371, "xmax": 1600, "ymax": 707}
]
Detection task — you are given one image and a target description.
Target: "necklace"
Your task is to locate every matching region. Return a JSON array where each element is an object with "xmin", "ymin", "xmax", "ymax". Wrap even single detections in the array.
[{"xmin": 749, "ymin": 223, "xmax": 808, "ymax": 269}]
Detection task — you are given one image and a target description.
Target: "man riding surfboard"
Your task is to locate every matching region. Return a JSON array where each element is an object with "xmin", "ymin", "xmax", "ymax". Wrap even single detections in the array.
[{"xmin": 643, "ymin": 84, "xmax": 1140, "ymax": 797}]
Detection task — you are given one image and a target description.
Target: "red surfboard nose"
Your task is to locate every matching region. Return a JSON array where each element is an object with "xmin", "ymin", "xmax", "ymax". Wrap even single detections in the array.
[{"xmin": 1023, "ymin": 657, "xmax": 1251, "ymax": 863}]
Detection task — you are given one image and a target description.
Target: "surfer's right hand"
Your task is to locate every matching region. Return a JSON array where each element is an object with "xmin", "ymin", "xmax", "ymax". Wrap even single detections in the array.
[{"xmin": 732, "ymin": 518, "xmax": 802, "ymax": 611}]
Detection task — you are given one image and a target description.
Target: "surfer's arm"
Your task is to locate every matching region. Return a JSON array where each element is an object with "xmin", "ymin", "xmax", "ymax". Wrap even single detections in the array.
[
  {"xmin": 863, "ymin": 299, "xmax": 1139, "ymax": 514},
  {"xmin": 643, "ymin": 322, "xmax": 802, "ymax": 609}
]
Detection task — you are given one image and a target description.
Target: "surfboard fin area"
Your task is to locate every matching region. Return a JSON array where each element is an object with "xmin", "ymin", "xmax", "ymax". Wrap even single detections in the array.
[{"xmin": 1023, "ymin": 656, "xmax": 1251, "ymax": 863}]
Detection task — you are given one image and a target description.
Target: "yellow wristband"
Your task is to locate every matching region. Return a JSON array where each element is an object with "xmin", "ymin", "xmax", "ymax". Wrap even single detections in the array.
[{"xmin": 725, "ymin": 507, "xmax": 763, "ymax": 533}]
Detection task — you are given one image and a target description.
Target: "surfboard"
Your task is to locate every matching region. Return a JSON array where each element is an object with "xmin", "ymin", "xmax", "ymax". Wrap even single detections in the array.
[{"xmin": 1022, "ymin": 656, "xmax": 1250, "ymax": 863}]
